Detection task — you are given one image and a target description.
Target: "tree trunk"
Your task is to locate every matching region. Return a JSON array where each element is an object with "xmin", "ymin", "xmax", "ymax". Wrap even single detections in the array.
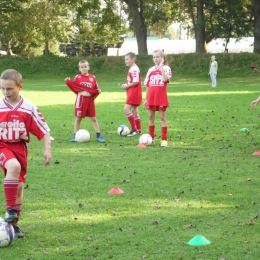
[
  {"xmin": 187, "ymin": 0, "xmax": 196, "ymax": 39},
  {"xmin": 123, "ymin": 0, "xmax": 148, "ymax": 54},
  {"xmin": 44, "ymin": 41, "xmax": 50, "ymax": 55},
  {"xmin": 7, "ymin": 41, "xmax": 13, "ymax": 56},
  {"xmin": 253, "ymin": 0, "xmax": 260, "ymax": 53},
  {"xmin": 196, "ymin": 0, "xmax": 205, "ymax": 53}
]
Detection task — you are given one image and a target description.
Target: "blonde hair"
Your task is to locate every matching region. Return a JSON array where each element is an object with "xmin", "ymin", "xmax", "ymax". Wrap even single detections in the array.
[
  {"xmin": 0, "ymin": 69, "xmax": 23, "ymax": 86},
  {"xmin": 78, "ymin": 59, "xmax": 89, "ymax": 66},
  {"xmin": 153, "ymin": 49, "xmax": 168, "ymax": 65},
  {"xmin": 125, "ymin": 52, "xmax": 136, "ymax": 59},
  {"xmin": 210, "ymin": 55, "xmax": 216, "ymax": 64}
]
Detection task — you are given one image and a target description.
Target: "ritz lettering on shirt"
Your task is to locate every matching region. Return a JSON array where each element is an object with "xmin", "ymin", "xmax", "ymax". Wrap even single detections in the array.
[
  {"xmin": 149, "ymin": 74, "xmax": 165, "ymax": 86},
  {"xmin": 0, "ymin": 98, "xmax": 49, "ymax": 143}
]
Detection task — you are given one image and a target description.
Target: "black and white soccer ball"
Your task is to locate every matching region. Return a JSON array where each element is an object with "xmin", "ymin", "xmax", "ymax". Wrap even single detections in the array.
[
  {"xmin": 117, "ymin": 125, "xmax": 130, "ymax": 136},
  {"xmin": 0, "ymin": 220, "xmax": 15, "ymax": 248}
]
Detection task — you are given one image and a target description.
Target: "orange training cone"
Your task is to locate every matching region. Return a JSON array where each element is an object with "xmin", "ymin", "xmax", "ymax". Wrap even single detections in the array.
[
  {"xmin": 108, "ymin": 187, "xmax": 124, "ymax": 194},
  {"xmin": 253, "ymin": 151, "xmax": 260, "ymax": 155},
  {"xmin": 136, "ymin": 143, "xmax": 147, "ymax": 148}
]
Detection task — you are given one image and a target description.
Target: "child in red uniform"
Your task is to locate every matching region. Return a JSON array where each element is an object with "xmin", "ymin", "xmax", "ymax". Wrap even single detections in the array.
[
  {"xmin": 65, "ymin": 60, "xmax": 105, "ymax": 143},
  {"xmin": 121, "ymin": 52, "xmax": 142, "ymax": 136},
  {"xmin": 144, "ymin": 49, "xmax": 172, "ymax": 147},
  {"xmin": 0, "ymin": 69, "xmax": 52, "ymax": 238}
]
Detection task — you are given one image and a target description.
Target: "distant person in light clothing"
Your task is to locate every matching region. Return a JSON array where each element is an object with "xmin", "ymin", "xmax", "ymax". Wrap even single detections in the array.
[{"xmin": 208, "ymin": 55, "xmax": 218, "ymax": 88}]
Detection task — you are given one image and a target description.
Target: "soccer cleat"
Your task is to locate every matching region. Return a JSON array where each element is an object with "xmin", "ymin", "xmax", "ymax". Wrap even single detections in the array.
[
  {"xmin": 5, "ymin": 208, "xmax": 18, "ymax": 223},
  {"xmin": 136, "ymin": 130, "xmax": 142, "ymax": 134},
  {"xmin": 70, "ymin": 136, "xmax": 76, "ymax": 142},
  {"xmin": 97, "ymin": 136, "xmax": 106, "ymax": 143},
  {"xmin": 127, "ymin": 130, "xmax": 138, "ymax": 137},
  {"xmin": 13, "ymin": 225, "xmax": 24, "ymax": 239},
  {"xmin": 160, "ymin": 140, "xmax": 168, "ymax": 147}
]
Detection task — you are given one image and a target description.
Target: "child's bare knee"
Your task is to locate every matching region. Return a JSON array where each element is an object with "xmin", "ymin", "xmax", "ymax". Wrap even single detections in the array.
[
  {"xmin": 90, "ymin": 117, "xmax": 97, "ymax": 123},
  {"xmin": 6, "ymin": 160, "xmax": 21, "ymax": 178}
]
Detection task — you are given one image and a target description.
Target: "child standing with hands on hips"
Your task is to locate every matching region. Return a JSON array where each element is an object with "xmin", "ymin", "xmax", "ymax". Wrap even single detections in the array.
[
  {"xmin": 144, "ymin": 49, "xmax": 172, "ymax": 147},
  {"xmin": 0, "ymin": 69, "xmax": 52, "ymax": 238},
  {"xmin": 65, "ymin": 59, "xmax": 105, "ymax": 143},
  {"xmin": 121, "ymin": 52, "xmax": 142, "ymax": 136},
  {"xmin": 208, "ymin": 55, "xmax": 218, "ymax": 88}
]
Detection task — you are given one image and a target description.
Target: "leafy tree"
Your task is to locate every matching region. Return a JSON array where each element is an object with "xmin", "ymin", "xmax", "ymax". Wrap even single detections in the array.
[
  {"xmin": 29, "ymin": 0, "xmax": 71, "ymax": 55},
  {"xmin": 205, "ymin": 0, "xmax": 253, "ymax": 52},
  {"xmin": 121, "ymin": 0, "xmax": 176, "ymax": 54},
  {"xmin": 57, "ymin": 0, "xmax": 126, "ymax": 55},
  {"xmin": 0, "ymin": 0, "xmax": 30, "ymax": 54},
  {"xmin": 122, "ymin": 0, "xmax": 147, "ymax": 54},
  {"xmin": 253, "ymin": 0, "xmax": 260, "ymax": 53},
  {"xmin": 0, "ymin": 0, "xmax": 71, "ymax": 56},
  {"xmin": 177, "ymin": 0, "xmax": 253, "ymax": 53},
  {"xmin": 176, "ymin": 0, "xmax": 205, "ymax": 52}
]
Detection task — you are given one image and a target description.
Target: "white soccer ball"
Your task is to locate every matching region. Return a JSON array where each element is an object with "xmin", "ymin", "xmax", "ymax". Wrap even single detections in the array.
[
  {"xmin": 139, "ymin": 134, "xmax": 153, "ymax": 146},
  {"xmin": 0, "ymin": 221, "xmax": 15, "ymax": 248},
  {"xmin": 75, "ymin": 129, "xmax": 90, "ymax": 143},
  {"xmin": 117, "ymin": 125, "xmax": 130, "ymax": 136}
]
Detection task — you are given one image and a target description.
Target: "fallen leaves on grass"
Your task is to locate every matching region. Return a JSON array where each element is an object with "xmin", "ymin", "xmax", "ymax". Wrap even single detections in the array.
[{"xmin": 185, "ymin": 224, "xmax": 193, "ymax": 228}]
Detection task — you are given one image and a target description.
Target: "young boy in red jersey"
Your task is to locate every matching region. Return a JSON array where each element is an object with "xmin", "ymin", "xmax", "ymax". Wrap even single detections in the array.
[
  {"xmin": 65, "ymin": 59, "xmax": 105, "ymax": 143},
  {"xmin": 121, "ymin": 52, "xmax": 142, "ymax": 136},
  {"xmin": 0, "ymin": 69, "xmax": 52, "ymax": 238},
  {"xmin": 144, "ymin": 49, "xmax": 172, "ymax": 147}
]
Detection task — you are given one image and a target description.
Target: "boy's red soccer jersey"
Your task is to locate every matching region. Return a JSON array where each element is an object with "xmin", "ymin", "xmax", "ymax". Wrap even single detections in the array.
[
  {"xmin": 126, "ymin": 64, "xmax": 142, "ymax": 105},
  {"xmin": 65, "ymin": 73, "xmax": 100, "ymax": 118},
  {"xmin": 144, "ymin": 65, "xmax": 172, "ymax": 107},
  {"xmin": 0, "ymin": 97, "xmax": 50, "ymax": 143}
]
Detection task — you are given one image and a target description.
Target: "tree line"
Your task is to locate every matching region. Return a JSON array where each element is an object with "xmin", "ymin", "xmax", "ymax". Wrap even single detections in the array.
[{"xmin": 0, "ymin": 0, "xmax": 258, "ymax": 56}]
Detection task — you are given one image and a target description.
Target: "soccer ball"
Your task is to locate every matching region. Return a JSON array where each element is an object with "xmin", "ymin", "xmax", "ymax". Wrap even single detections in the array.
[
  {"xmin": 75, "ymin": 129, "xmax": 90, "ymax": 143},
  {"xmin": 139, "ymin": 134, "xmax": 153, "ymax": 146},
  {"xmin": 117, "ymin": 125, "xmax": 130, "ymax": 136},
  {"xmin": 0, "ymin": 221, "xmax": 15, "ymax": 248}
]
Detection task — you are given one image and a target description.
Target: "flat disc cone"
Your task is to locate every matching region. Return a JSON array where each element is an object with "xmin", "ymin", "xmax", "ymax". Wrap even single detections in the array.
[
  {"xmin": 108, "ymin": 187, "xmax": 124, "ymax": 194},
  {"xmin": 253, "ymin": 151, "xmax": 260, "ymax": 155},
  {"xmin": 239, "ymin": 128, "xmax": 248, "ymax": 132},
  {"xmin": 187, "ymin": 235, "xmax": 211, "ymax": 246},
  {"xmin": 136, "ymin": 143, "xmax": 147, "ymax": 148}
]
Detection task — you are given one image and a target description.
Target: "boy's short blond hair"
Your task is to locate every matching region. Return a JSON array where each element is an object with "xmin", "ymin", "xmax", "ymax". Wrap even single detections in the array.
[
  {"xmin": 125, "ymin": 52, "xmax": 136, "ymax": 59},
  {"xmin": 79, "ymin": 59, "xmax": 89, "ymax": 66},
  {"xmin": 0, "ymin": 69, "xmax": 23, "ymax": 86}
]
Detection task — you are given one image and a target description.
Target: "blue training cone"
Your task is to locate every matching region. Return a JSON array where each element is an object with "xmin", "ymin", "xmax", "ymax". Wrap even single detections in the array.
[{"xmin": 187, "ymin": 235, "xmax": 211, "ymax": 246}]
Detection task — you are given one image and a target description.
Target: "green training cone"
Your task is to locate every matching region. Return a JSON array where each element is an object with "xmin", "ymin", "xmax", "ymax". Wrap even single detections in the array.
[
  {"xmin": 187, "ymin": 235, "xmax": 211, "ymax": 246},
  {"xmin": 239, "ymin": 128, "xmax": 248, "ymax": 132}
]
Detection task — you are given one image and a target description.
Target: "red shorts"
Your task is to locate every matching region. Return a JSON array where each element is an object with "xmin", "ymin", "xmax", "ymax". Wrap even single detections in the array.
[
  {"xmin": 146, "ymin": 105, "xmax": 167, "ymax": 111},
  {"xmin": 75, "ymin": 95, "xmax": 96, "ymax": 118},
  {"xmin": 0, "ymin": 142, "xmax": 28, "ymax": 183}
]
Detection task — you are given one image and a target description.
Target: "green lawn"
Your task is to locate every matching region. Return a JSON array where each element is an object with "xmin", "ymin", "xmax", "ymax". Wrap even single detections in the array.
[{"xmin": 1, "ymin": 75, "xmax": 260, "ymax": 260}]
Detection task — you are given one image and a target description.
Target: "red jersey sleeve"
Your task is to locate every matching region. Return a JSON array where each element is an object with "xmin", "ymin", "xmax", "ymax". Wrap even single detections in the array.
[{"xmin": 66, "ymin": 74, "xmax": 100, "ymax": 99}]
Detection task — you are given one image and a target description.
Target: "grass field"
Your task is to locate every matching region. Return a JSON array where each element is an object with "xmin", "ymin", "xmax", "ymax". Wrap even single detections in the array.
[{"xmin": 1, "ymin": 75, "xmax": 260, "ymax": 260}]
